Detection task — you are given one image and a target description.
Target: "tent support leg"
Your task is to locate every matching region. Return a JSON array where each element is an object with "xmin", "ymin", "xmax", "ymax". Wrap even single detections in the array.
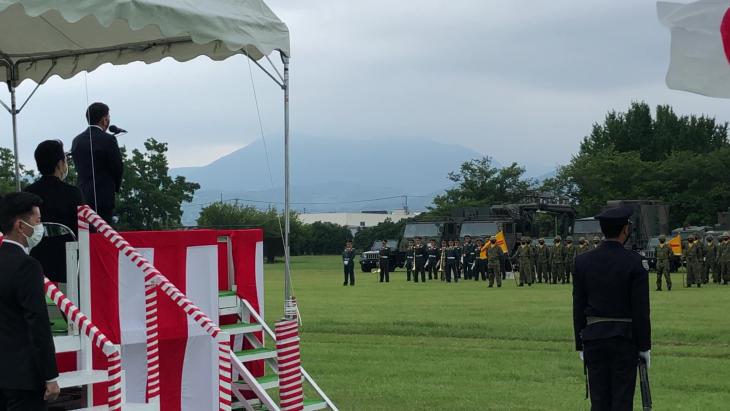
[
  {"xmin": 10, "ymin": 86, "xmax": 20, "ymax": 191},
  {"xmin": 282, "ymin": 56, "xmax": 293, "ymax": 318}
]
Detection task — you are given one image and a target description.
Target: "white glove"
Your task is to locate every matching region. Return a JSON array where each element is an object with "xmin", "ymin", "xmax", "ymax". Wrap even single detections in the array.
[
  {"xmin": 578, "ymin": 351, "xmax": 584, "ymax": 361},
  {"xmin": 639, "ymin": 350, "xmax": 651, "ymax": 368}
]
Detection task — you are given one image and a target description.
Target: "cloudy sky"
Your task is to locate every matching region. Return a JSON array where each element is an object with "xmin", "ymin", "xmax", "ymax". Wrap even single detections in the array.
[{"xmin": 1, "ymin": 0, "xmax": 728, "ymax": 175}]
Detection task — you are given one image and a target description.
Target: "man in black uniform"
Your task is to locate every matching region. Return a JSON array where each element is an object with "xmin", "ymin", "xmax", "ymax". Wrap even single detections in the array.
[
  {"xmin": 412, "ymin": 236, "xmax": 427, "ymax": 283},
  {"xmin": 342, "ymin": 240, "xmax": 356, "ymax": 286},
  {"xmin": 378, "ymin": 240, "xmax": 391, "ymax": 283},
  {"xmin": 71, "ymin": 102, "xmax": 124, "ymax": 223},
  {"xmin": 445, "ymin": 239, "xmax": 458, "ymax": 283},
  {"xmin": 462, "ymin": 235, "xmax": 475, "ymax": 280},
  {"xmin": 426, "ymin": 239, "xmax": 439, "ymax": 280},
  {"xmin": 453, "ymin": 239, "xmax": 463, "ymax": 281},
  {"xmin": 573, "ymin": 207, "xmax": 651, "ymax": 410},
  {"xmin": 405, "ymin": 239, "xmax": 415, "ymax": 282}
]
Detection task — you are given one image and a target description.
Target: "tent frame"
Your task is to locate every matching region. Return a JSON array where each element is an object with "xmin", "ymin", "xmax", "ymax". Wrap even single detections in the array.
[{"xmin": 0, "ymin": 42, "xmax": 294, "ymax": 312}]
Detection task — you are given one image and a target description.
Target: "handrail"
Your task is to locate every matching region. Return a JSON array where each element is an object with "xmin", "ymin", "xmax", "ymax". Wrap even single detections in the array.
[
  {"xmin": 45, "ymin": 278, "xmax": 123, "ymax": 411},
  {"xmin": 241, "ymin": 298, "xmax": 338, "ymax": 411}
]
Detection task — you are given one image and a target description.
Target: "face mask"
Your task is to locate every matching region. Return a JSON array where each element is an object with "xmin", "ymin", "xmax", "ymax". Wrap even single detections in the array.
[
  {"xmin": 61, "ymin": 161, "xmax": 69, "ymax": 181},
  {"xmin": 21, "ymin": 220, "xmax": 45, "ymax": 250},
  {"xmin": 623, "ymin": 226, "xmax": 632, "ymax": 246}
]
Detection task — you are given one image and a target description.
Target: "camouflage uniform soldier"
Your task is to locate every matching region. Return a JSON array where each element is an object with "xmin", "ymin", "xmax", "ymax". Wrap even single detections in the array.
[
  {"xmin": 655, "ymin": 235, "xmax": 673, "ymax": 291},
  {"xmin": 513, "ymin": 238, "xmax": 533, "ymax": 287},
  {"xmin": 720, "ymin": 233, "xmax": 730, "ymax": 285},
  {"xmin": 487, "ymin": 236, "xmax": 504, "ymax": 288},
  {"xmin": 705, "ymin": 236, "xmax": 719, "ymax": 284},
  {"xmin": 563, "ymin": 236, "xmax": 577, "ymax": 284},
  {"xmin": 591, "ymin": 236, "xmax": 601, "ymax": 250},
  {"xmin": 535, "ymin": 238, "xmax": 550, "ymax": 283},
  {"xmin": 576, "ymin": 237, "xmax": 591, "ymax": 256},
  {"xmin": 551, "ymin": 235, "xmax": 566, "ymax": 284},
  {"xmin": 685, "ymin": 235, "xmax": 703, "ymax": 287}
]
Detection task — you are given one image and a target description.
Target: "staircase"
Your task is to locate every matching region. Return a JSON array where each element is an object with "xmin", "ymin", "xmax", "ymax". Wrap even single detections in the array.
[{"xmin": 218, "ymin": 290, "xmax": 337, "ymax": 411}]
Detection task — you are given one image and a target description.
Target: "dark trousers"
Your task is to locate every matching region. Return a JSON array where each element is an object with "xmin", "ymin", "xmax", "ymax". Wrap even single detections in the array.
[
  {"xmin": 414, "ymin": 260, "xmax": 426, "ymax": 282},
  {"xmin": 463, "ymin": 260, "xmax": 472, "ymax": 279},
  {"xmin": 427, "ymin": 260, "xmax": 438, "ymax": 279},
  {"xmin": 475, "ymin": 259, "xmax": 487, "ymax": 281},
  {"xmin": 445, "ymin": 261, "xmax": 457, "ymax": 282},
  {"xmin": 0, "ymin": 387, "xmax": 47, "ymax": 411},
  {"xmin": 379, "ymin": 264, "xmax": 390, "ymax": 282},
  {"xmin": 584, "ymin": 337, "xmax": 638, "ymax": 411},
  {"xmin": 343, "ymin": 262, "xmax": 354, "ymax": 285},
  {"xmin": 406, "ymin": 259, "xmax": 413, "ymax": 281}
]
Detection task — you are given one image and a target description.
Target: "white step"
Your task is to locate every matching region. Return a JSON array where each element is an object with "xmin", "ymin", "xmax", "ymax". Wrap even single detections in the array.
[
  {"xmin": 54, "ymin": 335, "xmax": 81, "ymax": 353},
  {"xmin": 219, "ymin": 292, "xmax": 239, "ymax": 309},
  {"xmin": 58, "ymin": 370, "xmax": 107, "ymax": 389},
  {"xmin": 73, "ymin": 403, "xmax": 157, "ymax": 410}
]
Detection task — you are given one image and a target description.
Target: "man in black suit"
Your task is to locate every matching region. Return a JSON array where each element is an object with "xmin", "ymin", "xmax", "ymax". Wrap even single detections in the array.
[
  {"xmin": 25, "ymin": 140, "xmax": 84, "ymax": 283},
  {"xmin": 0, "ymin": 192, "xmax": 60, "ymax": 410},
  {"xmin": 573, "ymin": 207, "xmax": 651, "ymax": 410},
  {"xmin": 71, "ymin": 102, "xmax": 123, "ymax": 223}
]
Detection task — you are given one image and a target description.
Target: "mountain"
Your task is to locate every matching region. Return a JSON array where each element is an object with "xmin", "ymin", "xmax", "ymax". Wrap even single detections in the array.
[{"xmin": 172, "ymin": 137, "xmax": 483, "ymax": 225}]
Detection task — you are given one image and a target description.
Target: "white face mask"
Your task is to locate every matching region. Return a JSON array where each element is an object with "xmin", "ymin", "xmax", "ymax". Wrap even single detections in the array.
[
  {"xmin": 21, "ymin": 220, "xmax": 45, "ymax": 250},
  {"xmin": 61, "ymin": 162, "xmax": 69, "ymax": 181}
]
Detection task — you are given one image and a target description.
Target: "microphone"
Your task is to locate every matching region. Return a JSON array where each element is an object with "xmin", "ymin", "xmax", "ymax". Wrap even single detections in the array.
[{"xmin": 109, "ymin": 125, "xmax": 127, "ymax": 135}]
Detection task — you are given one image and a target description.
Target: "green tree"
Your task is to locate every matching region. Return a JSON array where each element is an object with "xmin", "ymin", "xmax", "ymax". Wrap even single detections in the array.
[
  {"xmin": 430, "ymin": 157, "xmax": 536, "ymax": 215},
  {"xmin": 115, "ymin": 139, "xmax": 199, "ymax": 230},
  {"xmin": 305, "ymin": 221, "xmax": 353, "ymax": 254},
  {"xmin": 0, "ymin": 147, "xmax": 34, "ymax": 193}
]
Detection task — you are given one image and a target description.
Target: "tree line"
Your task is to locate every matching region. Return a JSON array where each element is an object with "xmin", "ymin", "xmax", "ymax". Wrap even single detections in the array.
[{"xmin": 2, "ymin": 101, "xmax": 728, "ymax": 258}]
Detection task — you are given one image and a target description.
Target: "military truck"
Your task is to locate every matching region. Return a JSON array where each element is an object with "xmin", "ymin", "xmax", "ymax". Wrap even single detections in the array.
[
  {"xmin": 359, "ymin": 239, "xmax": 405, "ymax": 272},
  {"xmin": 573, "ymin": 217, "xmax": 602, "ymax": 242},
  {"xmin": 604, "ymin": 200, "xmax": 670, "ymax": 252}
]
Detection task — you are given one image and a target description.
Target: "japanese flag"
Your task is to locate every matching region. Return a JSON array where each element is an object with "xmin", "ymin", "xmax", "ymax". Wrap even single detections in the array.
[{"xmin": 658, "ymin": 0, "xmax": 730, "ymax": 97}]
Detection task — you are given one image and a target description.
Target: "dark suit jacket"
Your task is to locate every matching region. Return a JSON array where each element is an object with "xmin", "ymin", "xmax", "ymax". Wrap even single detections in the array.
[
  {"xmin": 572, "ymin": 241, "xmax": 651, "ymax": 352},
  {"xmin": 0, "ymin": 242, "xmax": 59, "ymax": 390},
  {"xmin": 25, "ymin": 175, "xmax": 84, "ymax": 282},
  {"xmin": 71, "ymin": 126, "xmax": 123, "ymax": 213}
]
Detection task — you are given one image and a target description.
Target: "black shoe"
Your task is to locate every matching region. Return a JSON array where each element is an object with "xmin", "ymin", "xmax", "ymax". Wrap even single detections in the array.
[
  {"xmin": 497, "ymin": 284, "xmax": 502, "ymax": 288},
  {"xmin": 518, "ymin": 283, "xmax": 524, "ymax": 287},
  {"xmin": 488, "ymin": 284, "xmax": 493, "ymax": 288},
  {"xmin": 656, "ymin": 287, "xmax": 661, "ymax": 291},
  {"xmin": 667, "ymin": 286, "xmax": 671, "ymax": 291},
  {"xmin": 698, "ymin": 283, "xmax": 702, "ymax": 288},
  {"xmin": 350, "ymin": 283, "xmax": 355, "ymax": 286},
  {"xmin": 528, "ymin": 283, "xmax": 532, "ymax": 286}
]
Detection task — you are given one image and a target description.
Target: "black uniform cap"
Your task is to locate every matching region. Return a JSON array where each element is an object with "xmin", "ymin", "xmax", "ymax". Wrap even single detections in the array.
[{"xmin": 595, "ymin": 206, "xmax": 633, "ymax": 224}]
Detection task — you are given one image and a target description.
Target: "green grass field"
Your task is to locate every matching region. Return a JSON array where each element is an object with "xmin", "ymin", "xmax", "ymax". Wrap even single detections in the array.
[{"xmin": 262, "ymin": 255, "xmax": 730, "ymax": 410}]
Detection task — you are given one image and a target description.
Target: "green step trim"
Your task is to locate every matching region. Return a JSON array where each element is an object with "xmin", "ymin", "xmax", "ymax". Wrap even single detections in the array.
[
  {"xmin": 221, "ymin": 322, "xmax": 254, "ymax": 329},
  {"xmin": 234, "ymin": 348, "xmax": 276, "ymax": 359},
  {"xmin": 256, "ymin": 375, "xmax": 278, "ymax": 385},
  {"xmin": 46, "ymin": 296, "xmax": 55, "ymax": 306},
  {"xmin": 303, "ymin": 398, "xmax": 325, "ymax": 406},
  {"xmin": 51, "ymin": 320, "xmax": 68, "ymax": 335},
  {"xmin": 219, "ymin": 290, "xmax": 237, "ymax": 297}
]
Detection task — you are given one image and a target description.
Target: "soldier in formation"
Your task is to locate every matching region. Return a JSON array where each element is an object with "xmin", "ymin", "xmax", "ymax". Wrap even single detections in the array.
[
  {"xmin": 462, "ymin": 235, "xmax": 476, "ymax": 280},
  {"xmin": 475, "ymin": 238, "xmax": 488, "ymax": 281},
  {"xmin": 445, "ymin": 239, "xmax": 459, "ymax": 283},
  {"xmin": 719, "ymin": 233, "xmax": 730, "ymax": 285},
  {"xmin": 439, "ymin": 239, "xmax": 448, "ymax": 281},
  {"xmin": 426, "ymin": 239, "xmax": 439, "ymax": 280},
  {"xmin": 535, "ymin": 238, "xmax": 550, "ymax": 283},
  {"xmin": 704, "ymin": 236, "xmax": 718, "ymax": 285},
  {"xmin": 412, "ymin": 236, "xmax": 427, "ymax": 283},
  {"xmin": 591, "ymin": 236, "xmax": 601, "ymax": 250},
  {"xmin": 513, "ymin": 237, "xmax": 533, "ymax": 287},
  {"xmin": 655, "ymin": 234, "xmax": 673, "ymax": 291},
  {"xmin": 487, "ymin": 236, "xmax": 504, "ymax": 288},
  {"xmin": 684, "ymin": 234, "xmax": 703, "ymax": 287},
  {"xmin": 563, "ymin": 236, "xmax": 577, "ymax": 284},
  {"xmin": 576, "ymin": 237, "xmax": 591, "ymax": 257},
  {"xmin": 405, "ymin": 239, "xmax": 415, "ymax": 281},
  {"xmin": 454, "ymin": 239, "xmax": 463, "ymax": 281},
  {"xmin": 342, "ymin": 239, "xmax": 356, "ymax": 286},
  {"xmin": 551, "ymin": 235, "xmax": 566, "ymax": 284},
  {"xmin": 378, "ymin": 239, "xmax": 391, "ymax": 283}
]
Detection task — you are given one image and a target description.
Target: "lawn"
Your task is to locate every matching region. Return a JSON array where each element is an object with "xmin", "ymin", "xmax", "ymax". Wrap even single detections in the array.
[{"xmin": 262, "ymin": 255, "xmax": 730, "ymax": 411}]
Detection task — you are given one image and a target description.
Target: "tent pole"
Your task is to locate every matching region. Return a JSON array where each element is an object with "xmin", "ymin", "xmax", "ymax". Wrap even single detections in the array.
[
  {"xmin": 9, "ymin": 86, "xmax": 20, "ymax": 191},
  {"xmin": 283, "ymin": 55, "xmax": 292, "ymax": 318}
]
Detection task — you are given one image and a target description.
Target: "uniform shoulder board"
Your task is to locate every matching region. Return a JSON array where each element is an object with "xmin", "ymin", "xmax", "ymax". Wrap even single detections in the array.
[{"xmin": 641, "ymin": 259, "xmax": 650, "ymax": 271}]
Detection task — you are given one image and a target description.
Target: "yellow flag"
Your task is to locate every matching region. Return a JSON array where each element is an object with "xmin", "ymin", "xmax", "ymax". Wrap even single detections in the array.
[
  {"xmin": 668, "ymin": 234, "xmax": 682, "ymax": 256},
  {"xmin": 495, "ymin": 231, "xmax": 509, "ymax": 253}
]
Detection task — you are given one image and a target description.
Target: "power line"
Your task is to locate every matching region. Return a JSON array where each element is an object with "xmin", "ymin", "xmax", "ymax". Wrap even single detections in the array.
[{"xmin": 185, "ymin": 194, "xmax": 436, "ymax": 208}]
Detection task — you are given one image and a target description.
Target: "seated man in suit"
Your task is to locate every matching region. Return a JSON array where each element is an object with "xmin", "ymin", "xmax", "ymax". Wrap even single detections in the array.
[
  {"xmin": 0, "ymin": 192, "xmax": 60, "ymax": 410},
  {"xmin": 25, "ymin": 140, "xmax": 84, "ymax": 283},
  {"xmin": 71, "ymin": 102, "xmax": 124, "ymax": 224}
]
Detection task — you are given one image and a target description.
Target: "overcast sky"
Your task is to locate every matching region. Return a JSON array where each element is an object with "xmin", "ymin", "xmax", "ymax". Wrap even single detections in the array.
[{"xmin": 1, "ymin": 0, "xmax": 728, "ymax": 175}]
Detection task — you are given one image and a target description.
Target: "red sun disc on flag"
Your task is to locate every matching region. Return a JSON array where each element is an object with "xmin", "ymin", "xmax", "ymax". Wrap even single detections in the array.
[{"xmin": 722, "ymin": 7, "xmax": 730, "ymax": 65}]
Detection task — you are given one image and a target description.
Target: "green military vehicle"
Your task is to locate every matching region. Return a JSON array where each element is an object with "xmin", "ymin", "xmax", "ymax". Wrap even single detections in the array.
[{"xmin": 359, "ymin": 239, "xmax": 405, "ymax": 272}]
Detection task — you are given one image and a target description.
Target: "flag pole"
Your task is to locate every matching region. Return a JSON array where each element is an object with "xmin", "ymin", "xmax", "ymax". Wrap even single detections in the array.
[{"xmin": 282, "ymin": 55, "xmax": 293, "ymax": 319}]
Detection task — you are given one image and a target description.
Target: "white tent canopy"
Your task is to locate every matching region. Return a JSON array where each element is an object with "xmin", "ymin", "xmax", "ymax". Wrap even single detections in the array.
[
  {"xmin": 0, "ymin": 0, "xmax": 296, "ymax": 310},
  {"xmin": 0, "ymin": 0, "xmax": 290, "ymax": 86}
]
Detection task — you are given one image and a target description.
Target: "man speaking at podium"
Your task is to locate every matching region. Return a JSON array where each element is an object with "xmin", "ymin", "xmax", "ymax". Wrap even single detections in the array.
[{"xmin": 71, "ymin": 102, "xmax": 124, "ymax": 223}]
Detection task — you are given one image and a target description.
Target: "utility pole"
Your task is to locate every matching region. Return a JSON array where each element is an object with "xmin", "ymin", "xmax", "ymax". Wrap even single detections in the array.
[{"xmin": 403, "ymin": 195, "xmax": 409, "ymax": 214}]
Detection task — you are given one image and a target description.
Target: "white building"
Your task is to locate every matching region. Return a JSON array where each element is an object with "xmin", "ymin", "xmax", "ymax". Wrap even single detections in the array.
[{"xmin": 299, "ymin": 210, "xmax": 415, "ymax": 235}]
